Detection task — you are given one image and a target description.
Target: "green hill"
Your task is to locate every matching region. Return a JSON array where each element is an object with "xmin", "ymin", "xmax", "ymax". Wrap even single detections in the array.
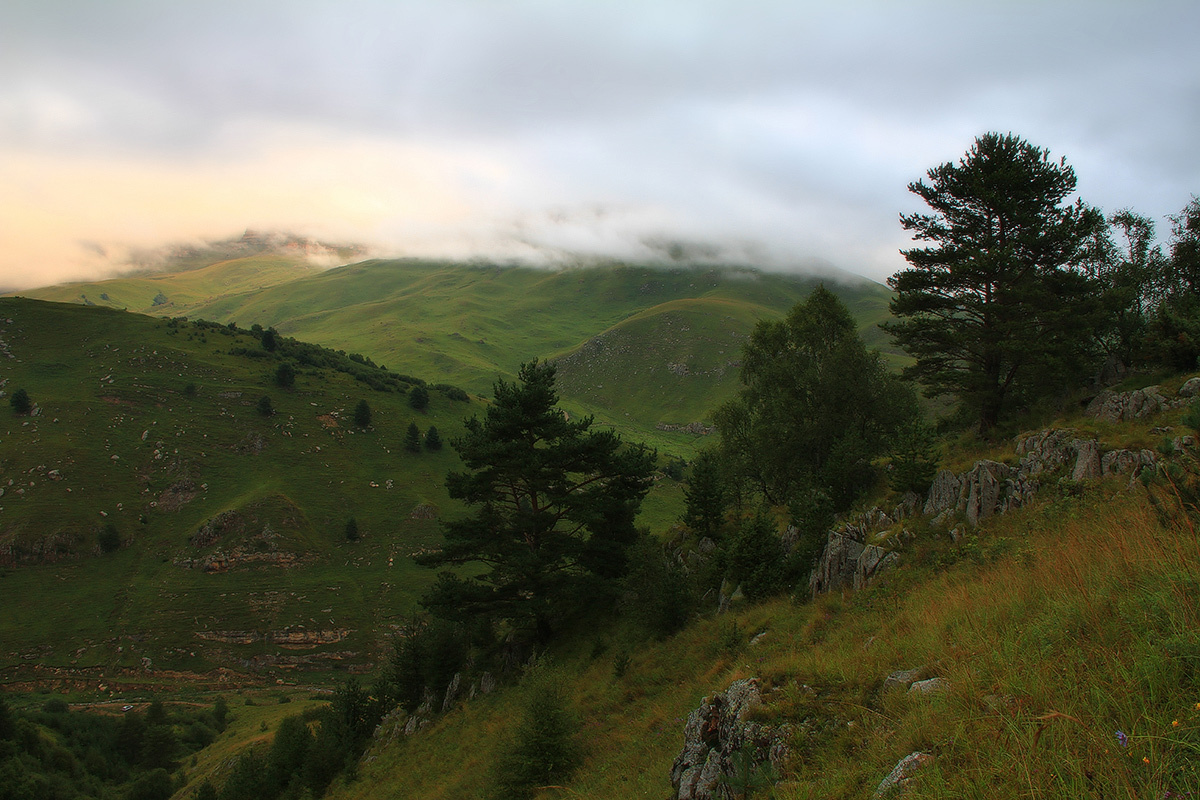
[
  {"xmin": 15, "ymin": 257, "xmax": 896, "ymax": 454},
  {"xmin": 0, "ymin": 298, "xmax": 510, "ymax": 685}
]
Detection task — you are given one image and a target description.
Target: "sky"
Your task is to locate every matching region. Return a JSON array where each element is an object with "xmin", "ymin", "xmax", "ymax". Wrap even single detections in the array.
[{"xmin": 2, "ymin": 0, "xmax": 1198, "ymax": 290}]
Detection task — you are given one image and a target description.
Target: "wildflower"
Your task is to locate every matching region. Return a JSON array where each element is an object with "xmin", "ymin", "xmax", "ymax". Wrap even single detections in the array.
[
  {"xmin": 1143, "ymin": 756, "xmax": 1150, "ymax": 764},
  {"xmin": 1173, "ymin": 720, "xmax": 1181, "ymax": 728},
  {"xmin": 1116, "ymin": 730, "xmax": 1129, "ymax": 748}
]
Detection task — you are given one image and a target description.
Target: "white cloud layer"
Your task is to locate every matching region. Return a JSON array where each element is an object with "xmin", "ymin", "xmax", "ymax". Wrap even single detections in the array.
[{"xmin": 1, "ymin": 0, "xmax": 1197, "ymax": 289}]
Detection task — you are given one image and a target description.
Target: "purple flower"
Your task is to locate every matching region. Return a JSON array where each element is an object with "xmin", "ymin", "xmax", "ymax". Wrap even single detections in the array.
[{"xmin": 1116, "ymin": 730, "xmax": 1129, "ymax": 748}]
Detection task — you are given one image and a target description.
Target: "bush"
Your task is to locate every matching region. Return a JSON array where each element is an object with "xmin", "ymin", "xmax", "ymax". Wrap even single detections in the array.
[
  {"xmin": 9, "ymin": 388, "xmax": 31, "ymax": 416},
  {"xmin": 345, "ymin": 518, "xmax": 360, "ymax": 542},
  {"xmin": 274, "ymin": 363, "xmax": 295, "ymax": 389},
  {"xmin": 409, "ymin": 385, "xmax": 429, "ymax": 410},
  {"xmin": 98, "ymin": 522, "xmax": 121, "ymax": 554},
  {"xmin": 257, "ymin": 395, "xmax": 274, "ymax": 417}
]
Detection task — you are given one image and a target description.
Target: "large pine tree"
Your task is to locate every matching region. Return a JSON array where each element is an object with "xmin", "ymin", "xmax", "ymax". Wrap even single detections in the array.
[
  {"xmin": 418, "ymin": 360, "xmax": 654, "ymax": 643},
  {"xmin": 886, "ymin": 132, "xmax": 1106, "ymax": 432}
]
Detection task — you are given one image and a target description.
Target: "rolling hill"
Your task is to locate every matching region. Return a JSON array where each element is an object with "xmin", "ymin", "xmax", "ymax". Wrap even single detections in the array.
[
  {"xmin": 0, "ymin": 298, "xmax": 513, "ymax": 686},
  {"xmin": 16, "ymin": 253, "xmax": 897, "ymax": 454}
]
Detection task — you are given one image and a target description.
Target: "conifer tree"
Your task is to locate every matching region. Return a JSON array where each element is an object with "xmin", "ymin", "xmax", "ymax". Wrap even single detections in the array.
[
  {"xmin": 886, "ymin": 132, "xmax": 1105, "ymax": 431},
  {"xmin": 425, "ymin": 425, "xmax": 442, "ymax": 451},
  {"xmin": 681, "ymin": 448, "xmax": 728, "ymax": 539},
  {"xmin": 405, "ymin": 422, "xmax": 422, "ymax": 453},
  {"xmin": 353, "ymin": 399, "xmax": 372, "ymax": 427},
  {"xmin": 418, "ymin": 360, "xmax": 654, "ymax": 643}
]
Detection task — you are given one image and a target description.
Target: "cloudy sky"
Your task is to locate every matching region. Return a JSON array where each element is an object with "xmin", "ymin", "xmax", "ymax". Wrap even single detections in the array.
[{"xmin": 2, "ymin": 0, "xmax": 1198, "ymax": 290}]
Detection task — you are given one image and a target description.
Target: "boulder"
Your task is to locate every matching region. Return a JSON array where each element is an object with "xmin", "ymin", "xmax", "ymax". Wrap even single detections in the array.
[
  {"xmin": 1086, "ymin": 386, "xmax": 1170, "ymax": 422},
  {"xmin": 883, "ymin": 667, "xmax": 924, "ymax": 691},
  {"xmin": 809, "ymin": 532, "xmax": 900, "ymax": 597},
  {"xmin": 1070, "ymin": 439, "xmax": 1102, "ymax": 482},
  {"xmin": 923, "ymin": 470, "xmax": 961, "ymax": 517},
  {"xmin": 670, "ymin": 678, "xmax": 790, "ymax": 800},
  {"xmin": 908, "ymin": 677, "xmax": 950, "ymax": 695},
  {"xmin": 957, "ymin": 461, "xmax": 1009, "ymax": 526},
  {"xmin": 1179, "ymin": 377, "xmax": 1200, "ymax": 397}
]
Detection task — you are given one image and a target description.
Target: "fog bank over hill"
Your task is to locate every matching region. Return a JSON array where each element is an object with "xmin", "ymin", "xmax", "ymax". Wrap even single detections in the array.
[{"xmin": 3, "ymin": 2, "xmax": 1195, "ymax": 290}]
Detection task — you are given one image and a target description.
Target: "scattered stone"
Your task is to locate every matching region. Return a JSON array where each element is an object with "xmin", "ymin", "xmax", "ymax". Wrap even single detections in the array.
[
  {"xmin": 873, "ymin": 752, "xmax": 934, "ymax": 799},
  {"xmin": 908, "ymin": 677, "xmax": 950, "ymax": 695},
  {"xmin": 883, "ymin": 667, "xmax": 925, "ymax": 691}
]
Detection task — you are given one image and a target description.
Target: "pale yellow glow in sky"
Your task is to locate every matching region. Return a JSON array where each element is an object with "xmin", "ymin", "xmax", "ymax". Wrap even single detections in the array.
[{"xmin": 0, "ymin": 133, "xmax": 509, "ymax": 290}]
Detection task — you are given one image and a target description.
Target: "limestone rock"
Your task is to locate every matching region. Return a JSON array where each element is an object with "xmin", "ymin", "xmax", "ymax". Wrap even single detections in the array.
[
  {"xmin": 1180, "ymin": 376, "xmax": 1200, "ymax": 397},
  {"xmin": 908, "ymin": 677, "xmax": 950, "ymax": 695},
  {"xmin": 1087, "ymin": 386, "xmax": 1169, "ymax": 422},
  {"xmin": 670, "ymin": 678, "xmax": 790, "ymax": 800},
  {"xmin": 923, "ymin": 470, "xmax": 962, "ymax": 517},
  {"xmin": 1070, "ymin": 439, "xmax": 1102, "ymax": 482},
  {"xmin": 873, "ymin": 752, "xmax": 934, "ymax": 799},
  {"xmin": 883, "ymin": 667, "xmax": 924, "ymax": 691},
  {"xmin": 957, "ymin": 460, "xmax": 1009, "ymax": 526}
]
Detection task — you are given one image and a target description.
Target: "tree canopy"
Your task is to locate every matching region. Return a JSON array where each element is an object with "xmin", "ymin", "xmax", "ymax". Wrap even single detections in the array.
[
  {"xmin": 714, "ymin": 285, "xmax": 917, "ymax": 511},
  {"xmin": 418, "ymin": 360, "xmax": 655, "ymax": 643},
  {"xmin": 886, "ymin": 132, "xmax": 1106, "ymax": 431}
]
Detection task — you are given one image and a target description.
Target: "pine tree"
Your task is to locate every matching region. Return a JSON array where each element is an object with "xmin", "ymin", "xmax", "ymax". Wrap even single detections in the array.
[
  {"xmin": 886, "ymin": 132, "xmax": 1106, "ymax": 432},
  {"xmin": 418, "ymin": 360, "xmax": 654, "ymax": 643},
  {"xmin": 405, "ymin": 422, "xmax": 422, "ymax": 453},
  {"xmin": 492, "ymin": 669, "xmax": 580, "ymax": 800},
  {"xmin": 424, "ymin": 425, "xmax": 442, "ymax": 451},
  {"xmin": 409, "ymin": 385, "xmax": 429, "ymax": 411},
  {"xmin": 353, "ymin": 399, "xmax": 372, "ymax": 427},
  {"xmin": 681, "ymin": 448, "xmax": 728, "ymax": 539}
]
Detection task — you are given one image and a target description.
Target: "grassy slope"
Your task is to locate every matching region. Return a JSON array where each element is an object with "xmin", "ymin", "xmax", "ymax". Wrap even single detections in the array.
[
  {"xmin": 0, "ymin": 298, "xmax": 556, "ymax": 685},
  {"xmin": 326, "ymin": 388, "xmax": 1200, "ymax": 800},
  {"xmin": 15, "ymin": 259, "xmax": 896, "ymax": 456}
]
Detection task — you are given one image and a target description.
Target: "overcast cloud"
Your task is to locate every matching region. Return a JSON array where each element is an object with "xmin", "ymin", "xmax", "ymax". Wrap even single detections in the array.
[{"xmin": 1, "ymin": 0, "xmax": 1197, "ymax": 289}]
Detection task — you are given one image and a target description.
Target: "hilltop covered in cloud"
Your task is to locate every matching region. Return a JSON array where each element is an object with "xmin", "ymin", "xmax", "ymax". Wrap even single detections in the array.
[{"xmin": 2, "ymin": 0, "xmax": 1198, "ymax": 290}]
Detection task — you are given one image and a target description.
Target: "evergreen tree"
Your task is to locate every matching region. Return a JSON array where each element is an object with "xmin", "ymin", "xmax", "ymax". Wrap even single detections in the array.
[
  {"xmin": 726, "ymin": 511, "xmax": 788, "ymax": 601},
  {"xmin": 274, "ymin": 363, "xmax": 295, "ymax": 389},
  {"xmin": 492, "ymin": 669, "xmax": 580, "ymax": 800},
  {"xmin": 257, "ymin": 395, "xmax": 274, "ymax": 417},
  {"xmin": 409, "ymin": 385, "xmax": 429, "ymax": 410},
  {"xmin": 418, "ymin": 360, "xmax": 655, "ymax": 643},
  {"xmin": 405, "ymin": 422, "xmax": 422, "ymax": 453},
  {"xmin": 424, "ymin": 425, "xmax": 442, "ymax": 451},
  {"xmin": 9, "ymin": 387, "xmax": 31, "ymax": 416},
  {"xmin": 715, "ymin": 286, "xmax": 917, "ymax": 509},
  {"xmin": 344, "ymin": 517, "xmax": 360, "ymax": 541},
  {"xmin": 681, "ymin": 448, "xmax": 728, "ymax": 539},
  {"xmin": 886, "ymin": 132, "xmax": 1106, "ymax": 432},
  {"xmin": 353, "ymin": 399, "xmax": 372, "ymax": 427}
]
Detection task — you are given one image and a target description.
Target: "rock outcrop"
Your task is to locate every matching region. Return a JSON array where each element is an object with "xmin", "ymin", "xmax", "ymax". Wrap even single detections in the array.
[
  {"xmin": 671, "ymin": 678, "xmax": 790, "ymax": 800},
  {"xmin": 808, "ymin": 531, "xmax": 900, "ymax": 597},
  {"xmin": 1086, "ymin": 385, "xmax": 1172, "ymax": 422}
]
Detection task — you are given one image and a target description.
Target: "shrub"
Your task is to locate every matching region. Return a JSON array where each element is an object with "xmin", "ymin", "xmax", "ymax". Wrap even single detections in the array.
[
  {"xmin": 409, "ymin": 385, "xmax": 429, "ymax": 410},
  {"xmin": 257, "ymin": 395, "xmax": 274, "ymax": 417},
  {"xmin": 98, "ymin": 522, "xmax": 121, "ymax": 554},
  {"xmin": 274, "ymin": 363, "xmax": 295, "ymax": 389},
  {"xmin": 10, "ymin": 388, "xmax": 31, "ymax": 415},
  {"xmin": 345, "ymin": 518, "xmax": 360, "ymax": 542}
]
